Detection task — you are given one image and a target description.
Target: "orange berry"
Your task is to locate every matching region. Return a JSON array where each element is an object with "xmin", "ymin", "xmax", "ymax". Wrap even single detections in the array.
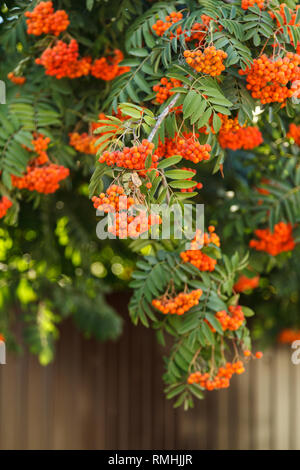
[
  {"xmin": 152, "ymin": 290, "xmax": 202, "ymax": 315},
  {"xmin": 250, "ymin": 222, "xmax": 295, "ymax": 256},
  {"xmin": 25, "ymin": 1, "xmax": 69, "ymax": 37},
  {"xmin": 36, "ymin": 39, "xmax": 91, "ymax": 79},
  {"xmin": 90, "ymin": 50, "xmax": 130, "ymax": 81},
  {"xmin": 0, "ymin": 197, "xmax": 13, "ymax": 219}
]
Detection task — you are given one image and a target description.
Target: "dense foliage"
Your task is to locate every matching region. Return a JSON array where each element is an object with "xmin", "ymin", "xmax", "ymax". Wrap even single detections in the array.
[{"xmin": 0, "ymin": 0, "xmax": 299, "ymax": 409}]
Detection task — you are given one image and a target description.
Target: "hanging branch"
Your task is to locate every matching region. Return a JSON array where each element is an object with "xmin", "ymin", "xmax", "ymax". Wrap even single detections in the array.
[{"xmin": 147, "ymin": 93, "xmax": 180, "ymax": 143}]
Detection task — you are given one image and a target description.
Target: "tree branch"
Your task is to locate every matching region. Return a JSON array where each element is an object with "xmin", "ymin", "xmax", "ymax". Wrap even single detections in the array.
[{"xmin": 147, "ymin": 93, "xmax": 180, "ymax": 143}]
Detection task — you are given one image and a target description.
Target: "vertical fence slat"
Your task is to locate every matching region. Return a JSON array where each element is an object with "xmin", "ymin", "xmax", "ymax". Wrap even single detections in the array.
[
  {"xmin": 105, "ymin": 337, "xmax": 119, "ymax": 449},
  {"xmin": 117, "ymin": 319, "xmax": 130, "ymax": 450},
  {"xmin": 141, "ymin": 324, "xmax": 154, "ymax": 450},
  {"xmin": 253, "ymin": 351, "xmax": 272, "ymax": 449},
  {"xmin": 216, "ymin": 387, "xmax": 229, "ymax": 449},
  {"xmin": 236, "ymin": 365, "xmax": 250, "ymax": 450},
  {"xmin": 291, "ymin": 346, "xmax": 300, "ymax": 450},
  {"xmin": 273, "ymin": 347, "xmax": 290, "ymax": 449},
  {"xmin": 94, "ymin": 339, "xmax": 106, "ymax": 449},
  {"xmin": 0, "ymin": 351, "xmax": 18, "ymax": 449},
  {"xmin": 152, "ymin": 339, "xmax": 165, "ymax": 449},
  {"xmin": 128, "ymin": 323, "xmax": 142, "ymax": 449},
  {"xmin": 227, "ymin": 375, "xmax": 240, "ymax": 450},
  {"xmin": 26, "ymin": 355, "xmax": 49, "ymax": 449},
  {"xmin": 192, "ymin": 401, "xmax": 207, "ymax": 450}
]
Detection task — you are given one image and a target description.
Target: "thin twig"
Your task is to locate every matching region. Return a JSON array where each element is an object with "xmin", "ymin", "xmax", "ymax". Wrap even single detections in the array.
[
  {"xmin": 147, "ymin": 93, "xmax": 180, "ymax": 143},
  {"xmin": 161, "ymin": 174, "xmax": 170, "ymax": 204}
]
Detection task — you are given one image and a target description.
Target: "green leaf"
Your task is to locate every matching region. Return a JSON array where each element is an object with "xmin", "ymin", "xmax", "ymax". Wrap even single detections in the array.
[
  {"xmin": 183, "ymin": 91, "xmax": 203, "ymax": 120},
  {"xmin": 165, "ymin": 169, "xmax": 196, "ymax": 180},
  {"xmin": 201, "ymin": 321, "xmax": 215, "ymax": 345},
  {"xmin": 133, "ymin": 73, "xmax": 152, "ymax": 94},
  {"xmin": 241, "ymin": 306, "xmax": 255, "ymax": 317},
  {"xmin": 197, "ymin": 108, "xmax": 212, "ymax": 128},
  {"xmin": 190, "ymin": 99, "xmax": 207, "ymax": 125},
  {"xmin": 212, "ymin": 113, "xmax": 222, "ymax": 133},
  {"xmin": 205, "ymin": 313, "xmax": 223, "ymax": 335},
  {"xmin": 129, "ymin": 48, "xmax": 149, "ymax": 57},
  {"xmin": 169, "ymin": 180, "xmax": 197, "ymax": 189},
  {"xmin": 157, "ymin": 155, "xmax": 182, "ymax": 169}
]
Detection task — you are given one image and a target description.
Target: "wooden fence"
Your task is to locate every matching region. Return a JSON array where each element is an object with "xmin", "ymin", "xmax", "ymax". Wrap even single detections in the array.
[{"xmin": 0, "ymin": 306, "xmax": 300, "ymax": 450}]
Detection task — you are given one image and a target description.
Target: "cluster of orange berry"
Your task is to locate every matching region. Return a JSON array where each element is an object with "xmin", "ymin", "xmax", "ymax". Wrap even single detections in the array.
[
  {"xmin": 25, "ymin": 1, "xmax": 69, "ymax": 36},
  {"xmin": 0, "ymin": 333, "xmax": 4, "ymax": 342},
  {"xmin": 239, "ymin": 53, "xmax": 300, "ymax": 105},
  {"xmin": 99, "ymin": 140, "xmax": 158, "ymax": 176},
  {"xmin": 27, "ymin": 132, "xmax": 51, "ymax": 165},
  {"xmin": 92, "ymin": 185, "xmax": 133, "ymax": 213},
  {"xmin": 241, "ymin": 0, "xmax": 264, "ymax": 10},
  {"xmin": 92, "ymin": 185, "xmax": 160, "ymax": 238},
  {"xmin": 219, "ymin": 115, "xmax": 240, "ymax": 132},
  {"xmin": 7, "ymin": 72, "xmax": 26, "ymax": 85},
  {"xmin": 278, "ymin": 328, "xmax": 300, "ymax": 344},
  {"xmin": 152, "ymin": 289, "xmax": 202, "ymax": 315},
  {"xmin": 218, "ymin": 124, "xmax": 263, "ymax": 150},
  {"xmin": 90, "ymin": 50, "xmax": 130, "ymax": 81},
  {"xmin": 156, "ymin": 133, "xmax": 211, "ymax": 164},
  {"xmin": 152, "ymin": 11, "xmax": 183, "ymax": 37},
  {"xmin": 180, "ymin": 227, "xmax": 220, "ymax": 272},
  {"xmin": 21, "ymin": 132, "xmax": 51, "ymax": 165},
  {"xmin": 181, "ymin": 226, "xmax": 221, "ymax": 250},
  {"xmin": 182, "ymin": 250, "xmax": 217, "ymax": 272},
  {"xmin": 69, "ymin": 132, "xmax": 98, "ymax": 155},
  {"xmin": 174, "ymin": 134, "xmax": 211, "ymax": 163},
  {"xmin": 0, "ymin": 196, "xmax": 12, "ymax": 219},
  {"xmin": 184, "ymin": 47, "xmax": 227, "ymax": 76},
  {"xmin": 180, "ymin": 167, "xmax": 203, "ymax": 193},
  {"xmin": 250, "ymin": 222, "xmax": 295, "ymax": 256},
  {"xmin": 28, "ymin": 2, "xmax": 129, "ymax": 82},
  {"xmin": 234, "ymin": 274, "xmax": 260, "ymax": 292},
  {"xmin": 287, "ymin": 123, "xmax": 300, "ymax": 145},
  {"xmin": 208, "ymin": 305, "xmax": 245, "ymax": 333},
  {"xmin": 188, "ymin": 361, "xmax": 245, "ymax": 390},
  {"xmin": 11, "ymin": 133, "xmax": 69, "ymax": 194},
  {"xmin": 153, "ymin": 77, "xmax": 182, "ymax": 105},
  {"xmin": 36, "ymin": 39, "xmax": 91, "ymax": 79},
  {"xmin": 152, "ymin": 11, "xmax": 219, "ymax": 44},
  {"xmin": 11, "ymin": 164, "xmax": 69, "ymax": 194}
]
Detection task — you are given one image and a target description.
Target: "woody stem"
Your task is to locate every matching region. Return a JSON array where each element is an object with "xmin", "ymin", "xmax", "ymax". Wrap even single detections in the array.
[{"xmin": 147, "ymin": 93, "xmax": 180, "ymax": 143}]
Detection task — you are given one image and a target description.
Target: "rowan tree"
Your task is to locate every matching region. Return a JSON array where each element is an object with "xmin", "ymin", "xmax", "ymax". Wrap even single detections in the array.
[{"xmin": 0, "ymin": 0, "xmax": 300, "ymax": 408}]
